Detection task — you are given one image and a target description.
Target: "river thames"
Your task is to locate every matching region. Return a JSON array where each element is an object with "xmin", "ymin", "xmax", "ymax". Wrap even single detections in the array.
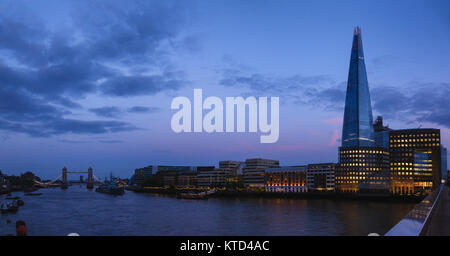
[{"xmin": 1, "ymin": 186, "xmax": 416, "ymax": 236}]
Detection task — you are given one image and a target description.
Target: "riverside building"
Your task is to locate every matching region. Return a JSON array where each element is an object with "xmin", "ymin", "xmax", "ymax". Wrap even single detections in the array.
[
  {"xmin": 243, "ymin": 158, "xmax": 279, "ymax": 190},
  {"xmin": 265, "ymin": 166, "xmax": 307, "ymax": 193},
  {"xmin": 177, "ymin": 171, "xmax": 197, "ymax": 187},
  {"xmin": 152, "ymin": 166, "xmax": 193, "ymax": 187},
  {"xmin": 306, "ymin": 163, "xmax": 336, "ymax": 192},
  {"xmin": 133, "ymin": 166, "xmax": 154, "ymax": 185},
  {"xmin": 219, "ymin": 160, "xmax": 244, "ymax": 187},
  {"xmin": 197, "ymin": 167, "xmax": 233, "ymax": 188},
  {"xmin": 389, "ymin": 129, "xmax": 442, "ymax": 195}
]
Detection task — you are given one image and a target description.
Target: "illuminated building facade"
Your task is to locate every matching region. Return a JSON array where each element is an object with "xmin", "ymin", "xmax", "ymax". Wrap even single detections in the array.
[
  {"xmin": 307, "ymin": 163, "xmax": 336, "ymax": 191},
  {"xmin": 177, "ymin": 171, "xmax": 197, "ymax": 187},
  {"xmin": 243, "ymin": 158, "xmax": 279, "ymax": 190},
  {"xmin": 219, "ymin": 160, "xmax": 244, "ymax": 187},
  {"xmin": 389, "ymin": 129, "xmax": 442, "ymax": 195},
  {"xmin": 265, "ymin": 166, "xmax": 307, "ymax": 193},
  {"xmin": 336, "ymin": 148, "xmax": 390, "ymax": 193},
  {"xmin": 336, "ymin": 27, "xmax": 390, "ymax": 194},
  {"xmin": 152, "ymin": 165, "xmax": 194, "ymax": 187},
  {"xmin": 197, "ymin": 167, "xmax": 233, "ymax": 188}
]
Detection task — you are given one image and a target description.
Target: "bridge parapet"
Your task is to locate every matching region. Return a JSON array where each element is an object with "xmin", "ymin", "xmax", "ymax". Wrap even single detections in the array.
[{"xmin": 385, "ymin": 184, "xmax": 444, "ymax": 236}]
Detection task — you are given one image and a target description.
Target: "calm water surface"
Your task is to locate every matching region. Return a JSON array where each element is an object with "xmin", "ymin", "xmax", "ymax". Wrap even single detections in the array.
[{"xmin": 0, "ymin": 186, "xmax": 415, "ymax": 236}]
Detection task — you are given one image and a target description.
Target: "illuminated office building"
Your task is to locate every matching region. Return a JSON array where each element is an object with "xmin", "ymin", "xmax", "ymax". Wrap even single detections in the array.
[
  {"xmin": 152, "ymin": 165, "xmax": 193, "ymax": 187},
  {"xmin": 243, "ymin": 158, "xmax": 279, "ymax": 190},
  {"xmin": 219, "ymin": 161, "xmax": 244, "ymax": 171},
  {"xmin": 336, "ymin": 27, "xmax": 389, "ymax": 194},
  {"xmin": 177, "ymin": 171, "xmax": 197, "ymax": 187},
  {"xmin": 307, "ymin": 163, "xmax": 336, "ymax": 192},
  {"xmin": 336, "ymin": 148, "xmax": 390, "ymax": 193},
  {"xmin": 265, "ymin": 166, "xmax": 307, "ymax": 193},
  {"xmin": 389, "ymin": 129, "xmax": 442, "ymax": 195},
  {"xmin": 197, "ymin": 167, "xmax": 234, "ymax": 188},
  {"xmin": 219, "ymin": 160, "xmax": 244, "ymax": 186}
]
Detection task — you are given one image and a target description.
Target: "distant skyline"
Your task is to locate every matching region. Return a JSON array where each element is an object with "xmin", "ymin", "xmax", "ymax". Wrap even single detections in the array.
[{"xmin": 0, "ymin": 0, "xmax": 449, "ymax": 179}]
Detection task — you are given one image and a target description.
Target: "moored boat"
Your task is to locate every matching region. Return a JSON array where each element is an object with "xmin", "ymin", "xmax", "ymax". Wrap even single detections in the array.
[
  {"xmin": 24, "ymin": 192, "xmax": 42, "ymax": 196},
  {"xmin": 1, "ymin": 200, "xmax": 19, "ymax": 213},
  {"xmin": 95, "ymin": 173, "xmax": 125, "ymax": 196},
  {"xmin": 177, "ymin": 191, "xmax": 208, "ymax": 200}
]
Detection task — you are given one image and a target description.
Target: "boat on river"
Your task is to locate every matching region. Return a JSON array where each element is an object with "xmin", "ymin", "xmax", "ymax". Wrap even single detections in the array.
[
  {"xmin": 177, "ymin": 191, "xmax": 208, "ymax": 200},
  {"xmin": 1, "ymin": 200, "xmax": 19, "ymax": 213},
  {"xmin": 95, "ymin": 174, "xmax": 124, "ymax": 196},
  {"xmin": 24, "ymin": 192, "xmax": 42, "ymax": 196}
]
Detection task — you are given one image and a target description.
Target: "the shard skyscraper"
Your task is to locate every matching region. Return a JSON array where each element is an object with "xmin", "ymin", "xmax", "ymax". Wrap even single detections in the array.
[
  {"xmin": 341, "ymin": 26, "xmax": 375, "ymax": 147},
  {"xmin": 336, "ymin": 27, "xmax": 390, "ymax": 194}
]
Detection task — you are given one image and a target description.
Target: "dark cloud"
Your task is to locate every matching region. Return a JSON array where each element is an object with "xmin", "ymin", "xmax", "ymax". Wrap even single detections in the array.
[
  {"xmin": 45, "ymin": 118, "xmax": 136, "ymax": 135},
  {"xmin": 0, "ymin": 0, "xmax": 192, "ymax": 137},
  {"xmin": 0, "ymin": 88, "xmax": 62, "ymax": 121},
  {"xmin": 88, "ymin": 105, "xmax": 160, "ymax": 118},
  {"xmin": 127, "ymin": 106, "xmax": 160, "ymax": 114},
  {"xmin": 59, "ymin": 139, "xmax": 123, "ymax": 144},
  {"xmin": 220, "ymin": 70, "xmax": 333, "ymax": 94},
  {"xmin": 371, "ymin": 82, "xmax": 450, "ymax": 128},
  {"xmin": 371, "ymin": 86, "xmax": 410, "ymax": 120},
  {"xmin": 97, "ymin": 139, "xmax": 122, "ymax": 144},
  {"xmin": 99, "ymin": 73, "xmax": 184, "ymax": 97},
  {"xmin": 220, "ymin": 65, "xmax": 450, "ymax": 130},
  {"xmin": 0, "ymin": 115, "xmax": 136, "ymax": 138},
  {"xmin": 0, "ymin": 84, "xmax": 138, "ymax": 137},
  {"xmin": 0, "ymin": 1, "xmax": 190, "ymax": 100},
  {"xmin": 219, "ymin": 67, "xmax": 343, "ymax": 110},
  {"xmin": 59, "ymin": 139, "xmax": 89, "ymax": 144},
  {"xmin": 52, "ymin": 97, "xmax": 83, "ymax": 109},
  {"xmin": 73, "ymin": 1, "xmax": 189, "ymax": 61},
  {"xmin": 89, "ymin": 107, "xmax": 122, "ymax": 118},
  {"xmin": 302, "ymin": 83, "xmax": 346, "ymax": 111}
]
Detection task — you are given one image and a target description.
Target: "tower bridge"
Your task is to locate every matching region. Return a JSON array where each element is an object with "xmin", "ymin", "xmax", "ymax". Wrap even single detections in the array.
[{"xmin": 33, "ymin": 167, "xmax": 103, "ymax": 189}]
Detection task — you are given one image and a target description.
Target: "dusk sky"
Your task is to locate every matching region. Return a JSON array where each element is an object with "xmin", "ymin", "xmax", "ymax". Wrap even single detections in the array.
[{"xmin": 1, "ymin": 0, "xmax": 449, "ymax": 179}]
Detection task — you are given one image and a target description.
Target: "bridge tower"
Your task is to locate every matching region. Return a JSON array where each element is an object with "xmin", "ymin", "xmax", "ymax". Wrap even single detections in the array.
[
  {"xmin": 62, "ymin": 167, "xmax": 68, "ymax": 184},
  {"xmin": 87, "ymin": 167, "xmax": 94, "ymax": 189}
]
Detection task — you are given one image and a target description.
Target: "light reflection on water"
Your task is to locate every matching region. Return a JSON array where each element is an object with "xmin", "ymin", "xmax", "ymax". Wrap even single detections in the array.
[{"xmin": 0, "ymin": 186, "xmax": 415, "ymax": 236}]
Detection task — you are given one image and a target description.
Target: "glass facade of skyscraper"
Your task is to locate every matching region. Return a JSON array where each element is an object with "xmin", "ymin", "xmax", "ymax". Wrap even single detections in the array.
[
  {"xmin": 337, "ymin": 27, "xmax": 389, "ymax": 194},
  {"xmin": 341, "ymin": 27, "xmax": 375, "ymax": 148}
]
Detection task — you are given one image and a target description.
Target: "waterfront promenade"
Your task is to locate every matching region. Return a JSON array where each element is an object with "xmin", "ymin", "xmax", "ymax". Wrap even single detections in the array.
[{"xmin": 429, "ymin": 185, "xmax": 450, "ymax": 235}]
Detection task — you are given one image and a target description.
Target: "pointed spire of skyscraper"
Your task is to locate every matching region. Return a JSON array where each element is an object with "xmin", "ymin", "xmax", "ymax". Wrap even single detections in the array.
[{"xmin": 341, "ymin": 27, "xmax": 375, "ymax": 147}]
